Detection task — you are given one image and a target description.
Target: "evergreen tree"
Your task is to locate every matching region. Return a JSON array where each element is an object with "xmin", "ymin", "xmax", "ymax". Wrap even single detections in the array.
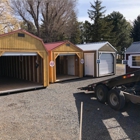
[
  {"xmin": 131, "ymin": 15, "xmax": 140, "ymax": 42},
  {"xmin": 88, "ymin": 0, "xmax": 106, "ymax": 42},
  {"xmin": 107, "ymin": 11, "xmax": 132, "ymax": 54},
  {"xmin": 79, "ymin": 21, "xmax": 92, "ymax": 43}
]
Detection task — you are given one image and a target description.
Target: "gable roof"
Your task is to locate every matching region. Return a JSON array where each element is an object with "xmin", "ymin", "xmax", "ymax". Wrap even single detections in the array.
[
  {"xmin": 44, "ymin": 40, "xmax": 82, "ymax": 51},
  {"xmin": 45, "ymin": 41, "xmax": 65, "ymax": 51},
  {"xmin": 77, "ymin": 41, "xmax": 117, "ymax": 51},
  {"xmin": 0, "ymin": 29, "xmax": 48, "ymax": 53},
  {"xmin": 126, "ymin": 42, "xmax": 140, "ymax": 53}
]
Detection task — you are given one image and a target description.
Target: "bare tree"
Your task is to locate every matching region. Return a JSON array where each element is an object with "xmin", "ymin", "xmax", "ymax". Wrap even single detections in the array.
[
  {"xmin": 10, "ymin": 0, "xmax": 78, "ymax": 41},
  {"xmin": 41, "ymin": 0, "xmax": 77, "ymax": 42},
  {"xmin": 10, "ymin": 0, "xmax": 42, "ymax": 36}
]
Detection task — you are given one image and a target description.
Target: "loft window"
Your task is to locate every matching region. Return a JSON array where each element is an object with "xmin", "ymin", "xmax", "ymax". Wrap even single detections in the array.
[
  {"xmin": 128, "ymin": 55, "xmax": 140, "ymax": 68},
  {"xmin": 18, "ymin": 33, "xmax": 25, "ymax": 37},
  {"xmin": 132, "ymin": 56, "xmax": 140, "ymax": 66},
  {"xmin": 66, "ymin": 43, "xmax": 70, "ymax": 46}
]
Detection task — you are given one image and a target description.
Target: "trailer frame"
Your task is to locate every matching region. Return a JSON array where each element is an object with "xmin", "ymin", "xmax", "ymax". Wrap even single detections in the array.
[{"xmin": 78, "ymin": 70, "xmax": 140, "ymax": 110}]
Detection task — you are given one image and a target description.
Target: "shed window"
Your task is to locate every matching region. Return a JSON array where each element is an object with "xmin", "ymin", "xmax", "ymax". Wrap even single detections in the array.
[
  {"xmin": 66, "ymin": 43, "xmax": 70, "ymax": 46},
  {"xmin": 132, "ymin": 56, "xmax": 140, "ymax": 66},
  {"xmin": 128, "ymin": 55, "xmax": 140, "ymax": 68},
  {"xmin": 18, "ymin": 33, "xmax": 25, "ymax": 37}
]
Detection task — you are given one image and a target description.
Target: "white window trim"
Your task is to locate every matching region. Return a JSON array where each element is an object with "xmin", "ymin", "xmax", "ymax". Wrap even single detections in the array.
[{"xmin": 128, "ymin": 54, "xmax": 140, "ymax": 68}]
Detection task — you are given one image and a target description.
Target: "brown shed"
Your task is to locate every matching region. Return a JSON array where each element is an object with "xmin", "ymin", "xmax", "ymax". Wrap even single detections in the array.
[
  {"xmin": 0, "ymin": 29, "xmax": 49, "ymax": 93},
  {"xmin": 45, "ymin": 41, "xmax": 83, "ymax": 83}
]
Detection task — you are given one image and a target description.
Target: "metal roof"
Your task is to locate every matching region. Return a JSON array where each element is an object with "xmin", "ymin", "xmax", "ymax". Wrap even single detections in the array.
[
  {"xmin": 45, "ymin": 41, "xmax": 83, "ymax": 51},
  {"xmin": 45, "ymin": 41, "xmax": 65, "ymax": 51},
  {"xmin": 77, "ymin": 41, "xmax": 116, "ymax": 51},
  {"xmin": 126, "ymin": 42, "xmax": 140, "ymax": 53}
]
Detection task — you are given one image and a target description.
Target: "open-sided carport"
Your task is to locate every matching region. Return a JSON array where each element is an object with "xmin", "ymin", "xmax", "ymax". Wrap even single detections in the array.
[
  {"xmin": 0, "ymin": 29, "xmax": 49, "ymax": 93},
  {"xmin": 45, "ymin": 41, "xmax": 83, "ymax": 83}
]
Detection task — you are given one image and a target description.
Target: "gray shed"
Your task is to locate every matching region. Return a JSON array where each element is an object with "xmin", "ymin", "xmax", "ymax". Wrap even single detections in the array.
[
  {"xmin": 125, "ymin": 41, "xmax": 140, "ymax": 73},
  {"xmin": 77, "ymin": 42, "xmax": 117, "ymax": 77}
]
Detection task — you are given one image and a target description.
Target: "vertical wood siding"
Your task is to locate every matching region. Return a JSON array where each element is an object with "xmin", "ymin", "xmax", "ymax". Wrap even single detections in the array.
[{"xmin": 0, "ymin": 31, "xmax": 49, "ymax": 87}]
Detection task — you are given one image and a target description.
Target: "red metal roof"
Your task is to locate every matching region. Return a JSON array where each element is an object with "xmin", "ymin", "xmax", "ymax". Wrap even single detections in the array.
[{"xmin": 44, "ymin": 41, "xmax": 66, "ymax": 51}]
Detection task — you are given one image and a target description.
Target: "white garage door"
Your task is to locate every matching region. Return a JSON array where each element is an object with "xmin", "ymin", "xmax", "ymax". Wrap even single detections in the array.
[
  {"xmin": 84, "ymin": 53, "xmax": 94, "ymax": 76},
  {"xmin": 99, "ymin": 53, "xmax": 114, "ymax": 76}
]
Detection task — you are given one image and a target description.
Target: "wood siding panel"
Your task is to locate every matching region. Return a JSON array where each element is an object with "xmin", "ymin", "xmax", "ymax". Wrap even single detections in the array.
[
  {"xmin": 0, "ymin": 33, "xmax": 45, "ymax": 51},
  {"xmin": 53, "ymin": 43, "xmax": 82, "ymax": 52}
]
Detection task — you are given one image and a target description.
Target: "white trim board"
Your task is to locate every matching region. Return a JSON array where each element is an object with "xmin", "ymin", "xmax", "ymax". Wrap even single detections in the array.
[{"xmin": 2, "ymin": 52, "xmax": 37, "ymax": 56}]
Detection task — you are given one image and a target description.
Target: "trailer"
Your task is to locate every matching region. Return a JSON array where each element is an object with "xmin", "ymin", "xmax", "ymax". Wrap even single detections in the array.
[{"xmin": 78, "ymin": 70, "xmax": 140, "ymax": 110}]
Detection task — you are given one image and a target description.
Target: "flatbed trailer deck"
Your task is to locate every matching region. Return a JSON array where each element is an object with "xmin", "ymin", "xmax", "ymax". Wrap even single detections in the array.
[{"xmin": 78, "ymin": 70, "xmax": 140, "ymax": 110}]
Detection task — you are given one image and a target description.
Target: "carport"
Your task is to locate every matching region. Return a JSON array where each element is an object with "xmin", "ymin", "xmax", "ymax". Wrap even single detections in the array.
[
  {"xmin": 0, "ymin": 29, "xmax": 49, "ymax": 93},
  {"xmin": 45, "ymin": 41, "xmax": 83, "ymax": 83},
  {"xmin": 77, "ymin": 42, "xmax": 117, "ymax": 77}
]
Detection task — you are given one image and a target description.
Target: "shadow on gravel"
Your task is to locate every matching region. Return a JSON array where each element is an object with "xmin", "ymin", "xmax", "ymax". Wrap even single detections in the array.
[
  {"xmin": 58, "ymin": 75, "xmax": 118, "ymax": 84},
  {"xmin": 73, "ymin": 92, "xmax": 140, "ymax": 140}
]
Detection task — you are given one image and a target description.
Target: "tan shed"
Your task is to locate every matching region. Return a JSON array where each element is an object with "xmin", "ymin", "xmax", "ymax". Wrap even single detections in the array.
[
  {"xmin": 0, "ymin": 29, "xmax": 49, "ymax": 93},
  {"xmin": 77, "ymin": 42, "xmax": 117, "ymax": 77},
  {"xmin": 45, "ymin": 41, "xmax": 83, "ymax": 83}
]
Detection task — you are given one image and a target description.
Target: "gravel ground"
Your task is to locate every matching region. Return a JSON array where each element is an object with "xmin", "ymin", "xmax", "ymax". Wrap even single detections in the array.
[{"xmin": 0, "ymin": 64, "xmax": 140, "ymax": 140}]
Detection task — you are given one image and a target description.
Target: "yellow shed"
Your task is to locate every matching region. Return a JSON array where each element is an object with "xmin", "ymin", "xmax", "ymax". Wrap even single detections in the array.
[
  {"xmin": 0, "ymin": 29, "xmax": 49, "ymax": 93},
  {"xmin": 45, "ymin": 41, "xmax": 83, "ymax": 83}
]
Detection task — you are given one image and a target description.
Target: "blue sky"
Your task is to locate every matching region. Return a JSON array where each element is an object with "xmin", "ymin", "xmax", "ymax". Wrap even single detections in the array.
[{"xmin": 77, "ymin": 0, "xmax": 140, "ymax": 23}]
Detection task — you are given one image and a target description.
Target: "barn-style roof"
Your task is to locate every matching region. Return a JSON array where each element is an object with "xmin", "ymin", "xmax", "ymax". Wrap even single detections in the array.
[
  {"xmin": 126, "ymin": 42, "xmax": 140, "ymax": 53},
  {"xmin": 0, "ymin": 29, "xmax": 42, "ymax": 41},
  {"xmin": 77, "ymin": 41, "xmax": 117, "ymax": 52},
  {"xmin": 0, "ymin": 29, "xmax": 47, "ymax": 52}
]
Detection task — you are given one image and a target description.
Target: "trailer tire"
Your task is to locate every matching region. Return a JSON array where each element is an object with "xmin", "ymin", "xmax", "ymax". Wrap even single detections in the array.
[
  {"xmin": 95, "ymin": 85, "xmax": 108, "ymax": 103},
  {"xmin": 108, "ymin": 89, "xmax": 125, "ymax": 110}
]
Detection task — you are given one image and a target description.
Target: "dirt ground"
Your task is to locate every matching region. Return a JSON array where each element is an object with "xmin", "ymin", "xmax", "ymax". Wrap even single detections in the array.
[{"xmin": 0, "ymin": 64, "xmax": 140, "ymax": 140}]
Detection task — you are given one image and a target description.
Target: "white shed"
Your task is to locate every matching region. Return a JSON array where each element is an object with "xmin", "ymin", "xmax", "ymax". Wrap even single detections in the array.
[{"xmin": 77, "ymin": 42, "xmax": 117, "ymax": 77}]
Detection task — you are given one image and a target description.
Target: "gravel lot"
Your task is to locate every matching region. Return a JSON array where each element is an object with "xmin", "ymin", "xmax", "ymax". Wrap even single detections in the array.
[{"xmin": 0, "ymin": 64, "xmax": 140, "ymax": 140}]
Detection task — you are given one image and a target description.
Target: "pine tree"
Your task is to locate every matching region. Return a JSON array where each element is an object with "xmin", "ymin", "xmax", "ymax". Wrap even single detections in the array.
[
  {"xmin": 107, "ymin": 11, "xmax": 132, "ymax": 53},
  {"xmin": 131, "ymin": 15, "xmax": 140, "ymax": 42},
  {"xmin": 88, "ymin": 0, "xmax": 106, "ymax": 42}
]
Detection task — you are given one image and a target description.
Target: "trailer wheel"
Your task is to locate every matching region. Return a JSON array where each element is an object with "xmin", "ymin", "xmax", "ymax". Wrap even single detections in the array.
[
  {"xmin": 108, "ymin": 89, "xmax": 125, "ymax": 110},
  {"xmin": 95, "ymin": 85, "xmax": 108, "ymax": 103}
]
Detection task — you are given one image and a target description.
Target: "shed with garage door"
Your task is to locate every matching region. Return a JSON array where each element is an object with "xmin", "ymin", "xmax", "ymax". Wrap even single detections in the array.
[
  {"xmin": 77, "ymin": 42, "xmax": 117, "ymax": 77},
  {"xmin": 45, "ymin": 41, "xmax": 83, "ymax": 83},
  {"xmin": 0, "ymin": 29, "xmax": 49, "ymax": 93},
  {"xmin": 125, "ymin": 41, "xmax": 140, "ymax": 73}
]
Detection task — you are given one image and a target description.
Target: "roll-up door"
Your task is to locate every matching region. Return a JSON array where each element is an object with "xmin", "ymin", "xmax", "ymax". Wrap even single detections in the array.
[{"xmin": 99, "ymin": 53, "xmax": 114, "ymax": 76}]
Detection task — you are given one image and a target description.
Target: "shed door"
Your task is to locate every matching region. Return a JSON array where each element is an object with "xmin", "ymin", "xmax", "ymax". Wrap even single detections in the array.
[
  {"xmin": 67, "ymin": 55, "xmax": 75, "ymax": 75},
  {"xmin": 84, "ymin": 53, "xmax": 94, "ymax": 76},
  {"xmin": 99, "ymin": 53, "xmax": 114, "ymax": 76}
]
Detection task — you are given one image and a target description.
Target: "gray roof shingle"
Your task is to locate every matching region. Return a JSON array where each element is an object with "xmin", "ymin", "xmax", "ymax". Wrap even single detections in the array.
[{"xmin": 126, "ymin": 42, "xmax": 140, "ymax": 53}]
